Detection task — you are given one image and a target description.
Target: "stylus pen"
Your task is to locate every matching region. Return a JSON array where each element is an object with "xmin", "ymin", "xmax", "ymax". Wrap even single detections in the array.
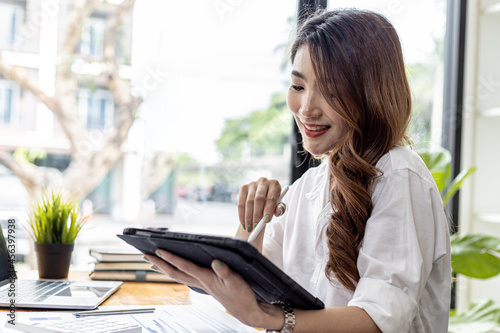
[
  {"xmin": 73, "ymin": 307, "xmax": 155, "ymax": 317},
  {"xmin": 247, "ymin": 185, "xmax": 289, "ymax": 243}
]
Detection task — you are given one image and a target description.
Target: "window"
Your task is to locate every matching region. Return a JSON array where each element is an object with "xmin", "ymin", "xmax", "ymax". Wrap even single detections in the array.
[
  {"xmin": 79, "ymin": 16, "xmax": 106, "ymax": 58},
  {"xmin": 134, "ymin": 0, "xmax": 297, "ymax": 236},
  {"xmin": 328, "ymin": 0, "xmax": 447, "ymax": 150},
  {"xmin": 0, "ymin": 79, "xmax": 20, "ymax": 125},
  {"xmin": 77, "ymin": 88, "xmax": 114, "ymax": 130},
  {"xmin": 0, "ymin": 1, "xmax": 24, "ymax": 49},
  {"xmin": 0, "ymin": 0, "xmax": 297, "ymax": 270}
]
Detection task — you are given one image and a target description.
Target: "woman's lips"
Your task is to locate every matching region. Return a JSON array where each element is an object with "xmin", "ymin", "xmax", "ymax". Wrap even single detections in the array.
[{"xmin": 303, "ymin": 123, "xmax": 331, "ymax": 138}]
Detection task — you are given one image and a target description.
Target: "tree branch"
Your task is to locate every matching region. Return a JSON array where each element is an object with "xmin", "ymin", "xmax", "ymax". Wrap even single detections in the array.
[
  {"xmin": 102, "ymin": 0, "xmax": 141, "ymax": 158},
  {"xmin": 0, "ymin": 57, "xmax": 57, "ymax": 110},
  {"xmin": 141, "ymin": 152, "xmax": 175, "ymax": 198},
  {"xmin": 0, "ymin": 150, "xmax": 38, "ymax": 185},
  {"xmin": 0, "ymin": 55, "xmax": 86, "ymax": 155},
  {"xmin": 103, "ymin": 0, "xmax": 142, "ymax": 111},
  {"xmin": 62, "ymin": 143, "xmax": 124, "ymax": 199},
  {"xmin": 60, "ymin": 0, "xmax": 97, "ymax": 55},
  {"xmin": 0, "ymin": 150, "xmax": 42, "ymax": 200},
  {"xmin": 62, "ymin": 0, "xmax": 141, "ymax": 198},
  {"xmin": 0, "ymin": 0, "xmax": 143, "ymax": 202},
  {"xmin": 55, "ymin": 0, "xmax": 98, "ymax": 160}
]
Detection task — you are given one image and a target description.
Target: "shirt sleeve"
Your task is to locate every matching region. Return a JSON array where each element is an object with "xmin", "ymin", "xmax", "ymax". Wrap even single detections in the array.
[{"xmin": 347, "ymin": 168, "xmax": 448, "ymax": 333}]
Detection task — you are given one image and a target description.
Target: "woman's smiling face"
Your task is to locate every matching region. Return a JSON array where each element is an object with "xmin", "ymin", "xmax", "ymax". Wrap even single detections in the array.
[{"xmin": 287, "ymin": 45, "xmax": 348, "ymax": 156}]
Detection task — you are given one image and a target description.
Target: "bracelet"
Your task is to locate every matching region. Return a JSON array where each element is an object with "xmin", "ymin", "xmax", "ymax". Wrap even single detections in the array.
[{"xmin": 265, "ymin": 302, "xmax": 295, "ymax": 333}]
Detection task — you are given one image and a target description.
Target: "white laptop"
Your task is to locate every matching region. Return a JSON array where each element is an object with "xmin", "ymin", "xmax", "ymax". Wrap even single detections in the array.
[{"xmin": 0, "ymin": 227, "xmax": 122, "ymax": 310}]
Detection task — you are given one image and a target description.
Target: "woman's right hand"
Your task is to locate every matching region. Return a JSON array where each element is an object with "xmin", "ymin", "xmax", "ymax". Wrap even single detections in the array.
[{"xmin": 237, "ymin": 177, "xmax": 284, "ymax": 235}]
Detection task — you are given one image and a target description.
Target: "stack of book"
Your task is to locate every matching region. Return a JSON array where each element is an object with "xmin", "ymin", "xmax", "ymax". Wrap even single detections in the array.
[{"xmin": 89, "ymin": 247, "xmax": 173, "ymax": 282}]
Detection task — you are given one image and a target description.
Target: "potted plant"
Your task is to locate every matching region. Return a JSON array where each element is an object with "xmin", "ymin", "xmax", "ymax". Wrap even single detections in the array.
[
  {"xmin": 27, "ymin": 190, "xmax": 88, "ymax": 279},
  {"xmin": 419, "ymin": 148, "xmax": 500, "ymax": 332}
]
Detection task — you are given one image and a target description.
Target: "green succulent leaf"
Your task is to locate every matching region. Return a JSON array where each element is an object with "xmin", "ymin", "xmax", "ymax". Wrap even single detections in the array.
[{"xmin": 451, "ymin": 233, "xmax": 500, "ymax": 279}]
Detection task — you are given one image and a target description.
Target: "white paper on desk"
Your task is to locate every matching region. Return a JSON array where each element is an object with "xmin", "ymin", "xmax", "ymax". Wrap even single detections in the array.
[
  {"xmin": 1, "ymin": 311, "xmax": 75, "ymax": 333},
  {"xmin": 2, "ymin": 305, "xmax": 260, "ymax": 333}
]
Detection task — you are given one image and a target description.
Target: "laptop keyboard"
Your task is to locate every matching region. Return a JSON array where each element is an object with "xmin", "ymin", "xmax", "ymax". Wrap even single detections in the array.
[{"xmin": 0, "ymin": 280, "xmax": 71, "ymax": 303}]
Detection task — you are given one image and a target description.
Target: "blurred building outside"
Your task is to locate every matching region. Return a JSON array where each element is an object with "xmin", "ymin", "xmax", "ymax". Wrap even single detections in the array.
[{"xmin": 0, "ymin": 0, "xmax": 295, "ymax": 270}]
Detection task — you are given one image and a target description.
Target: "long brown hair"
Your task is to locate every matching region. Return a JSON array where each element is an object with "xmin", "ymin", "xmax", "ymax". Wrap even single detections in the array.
[{"xmin": 290, "ymin": 9, "xmax": 412, "ymax": 291}]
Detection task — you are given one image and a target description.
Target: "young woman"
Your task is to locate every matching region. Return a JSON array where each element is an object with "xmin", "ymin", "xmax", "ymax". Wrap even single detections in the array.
[{"xmin": 147, "ymin": 9, "xmax": 451, "ymax": 332}]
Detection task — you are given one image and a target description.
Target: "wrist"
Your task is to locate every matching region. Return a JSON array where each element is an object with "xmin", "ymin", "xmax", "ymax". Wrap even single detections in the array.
[
  {"xmin": 261, "ymin": 302, "xmax": 295, "ymax": 333},
  {"xmin": 259, "ymin": 303, "xmax": 285, "ymax": 331}
]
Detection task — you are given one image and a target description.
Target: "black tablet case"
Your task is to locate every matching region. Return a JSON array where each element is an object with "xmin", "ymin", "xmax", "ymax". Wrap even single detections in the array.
[{"xmin": 117, "ymin": 228, "xmax": 324, "ymax": 310}]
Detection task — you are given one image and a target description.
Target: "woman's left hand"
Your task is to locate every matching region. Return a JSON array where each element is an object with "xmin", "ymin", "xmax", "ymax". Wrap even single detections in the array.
[{"xmin": 145, "ymin": 249, "xmax": 283, "ymax": 329}]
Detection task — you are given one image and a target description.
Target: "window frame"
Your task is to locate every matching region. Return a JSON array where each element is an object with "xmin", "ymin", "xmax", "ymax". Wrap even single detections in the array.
[
  {"xmin": 77, "ymin": 87, "xmax": 115, "ymax": 131},
  {"xmin": 0, "ymin": 79, "xmax": 21, "ymax": 125},
  {"xmin": 291, "ymin": 0, "xmax": 328, "ymax": 183},
  {"xmin": 0, "ymin": 1, "xmax": 25, "ymax": 49}
]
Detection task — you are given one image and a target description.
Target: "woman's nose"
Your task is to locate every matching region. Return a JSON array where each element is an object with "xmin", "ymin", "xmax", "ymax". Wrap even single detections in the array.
[{"xmin": 300, "ymin": 90, "xmax": 322, "ymax": 117}]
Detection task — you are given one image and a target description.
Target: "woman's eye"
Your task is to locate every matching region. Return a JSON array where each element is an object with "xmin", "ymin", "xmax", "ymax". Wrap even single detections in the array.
[{"xmin": 290, "ymin": 85, "xmax": 303, "ymax": 91}]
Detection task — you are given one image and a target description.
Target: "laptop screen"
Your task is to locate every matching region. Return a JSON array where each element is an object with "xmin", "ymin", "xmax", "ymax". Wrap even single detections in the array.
[{"xmin": 0, "ymin": 227, "xmax": 15, "ymax": 282}]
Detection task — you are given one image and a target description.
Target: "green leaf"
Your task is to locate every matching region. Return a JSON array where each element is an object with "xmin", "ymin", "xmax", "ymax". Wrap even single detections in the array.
[
  {"xmin": 451, "ymin": 233, "xmax": 500, "ymax": 279},
  {"xmin": 27, "ymin": 190, "xmax": 86, "ymax": 244},
  {"xmin": 442, "ymin": 167, "xmax": 477, "ymax": 205},
  {"xmin": 449, "ymin": 299, "xmax": 500, "ymax": 333},
  {"xmin": 215, "ymin": 92, "xmax": 291, "ymax": 159},
  {"xmin": 418, "ymin": 148, "xmax": 452, "ymax": 193}
]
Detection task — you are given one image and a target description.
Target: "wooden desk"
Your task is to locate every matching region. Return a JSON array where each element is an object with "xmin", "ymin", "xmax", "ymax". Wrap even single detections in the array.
[
  {"xmin": 2, "ymin": 272, "xmax": 264, "ymax": 332},
  {"xmin": 10, "ymin": 270, "xmax": 191, "ymax": 308},
  {"xmin": 101, "ymin": 278, "xmax": 190, "ymax": 306}
]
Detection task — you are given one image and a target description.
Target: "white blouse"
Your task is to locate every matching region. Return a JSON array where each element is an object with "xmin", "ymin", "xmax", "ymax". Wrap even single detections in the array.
[{"xmin": 263, "ymin": 146, "xmax": 451, "ymax": 333}]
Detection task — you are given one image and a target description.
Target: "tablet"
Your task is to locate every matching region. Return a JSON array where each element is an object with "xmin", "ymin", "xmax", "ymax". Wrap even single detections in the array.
[{"xmin": 117, "ymin": 228, "xmax": 325, "ymax": 310}]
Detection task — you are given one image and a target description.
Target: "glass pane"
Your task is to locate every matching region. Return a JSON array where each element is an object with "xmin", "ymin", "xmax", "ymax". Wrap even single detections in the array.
[
  {"xmin": 0, "ymin": 81, "xmax": 19, "ymax": 124},
  {"xmin": 0, "ymin": 1, "xmax": 296, "ymax": 269},
  {"xmin": 0, "ymin": 2, "xmax": 24, "ymax": 49},
  {"xmin": 4, "ymin": 88, "xmax": 11, "ymax": 123},
  {"xmin": 80, "ymin": 16, "xmax": 106, "ymax": 57},
  {"xmin": 136, "ymin": 1, "xmax": 296, "ymax": 237},
  {"xmin": 328, "ymin": 0, "xmax": 447, "ymax": 150}
]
